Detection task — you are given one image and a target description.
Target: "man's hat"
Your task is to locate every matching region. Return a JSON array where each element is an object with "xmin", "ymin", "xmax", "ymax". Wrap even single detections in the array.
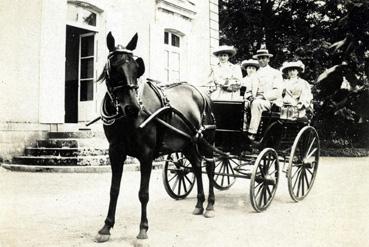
[
  {"xmin": 241, "ymin": 59, "xmax": 260, "ymax": 69},
  {"xmin": 252, "ymin": 44, "xmax": 273, "ymax": 59},
  {"xmin": 212, "ymin": 45, "xmax": 237, "ymax": 57},
  {"xmin": 280, "ymin": 60, "xmax": 305, "ymax": 73}
]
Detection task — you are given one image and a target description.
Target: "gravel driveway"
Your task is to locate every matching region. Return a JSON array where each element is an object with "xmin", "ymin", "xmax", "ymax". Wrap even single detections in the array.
[{"xmin": 1, "ymin": 157, "xmax": 369, "ymax": 247}]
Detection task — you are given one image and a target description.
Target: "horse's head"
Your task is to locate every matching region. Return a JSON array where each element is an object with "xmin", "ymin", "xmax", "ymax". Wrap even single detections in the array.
[{"xmin": 100, "ymin": 32, "xmax": 145, "ymax": 117}]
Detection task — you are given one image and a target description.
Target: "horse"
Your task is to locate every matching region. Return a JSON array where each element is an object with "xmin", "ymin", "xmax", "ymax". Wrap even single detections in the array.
[{"xmin": 95, "ymin": 32, "xmax": 216, "ymax": 242}]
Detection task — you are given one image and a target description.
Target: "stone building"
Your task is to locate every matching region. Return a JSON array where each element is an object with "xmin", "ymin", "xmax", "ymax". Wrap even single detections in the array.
[{"xmin": 0, "ymin": 0, "xmax": 219, "ymax": 162}]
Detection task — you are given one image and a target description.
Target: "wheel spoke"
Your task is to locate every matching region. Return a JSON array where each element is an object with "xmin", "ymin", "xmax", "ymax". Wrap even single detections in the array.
[
  {"xmin": 184, "ymin": 173, "xmax": 194, "ymax": 185},
  {"xmin": 266, "ymin": 185, "xmax": 272, "ymax": 198},
  {"xmin": 255, "ymin": 182, "xmax": 263, "ymax": 199},
  {"xmin": 172, "ymin": 175, "xmax": 179, "ymax": 191},
  {"xmin": 291, "ymin": 166, "xmax": 302, "ymax": 179},
  {"xmin": 258, "ymin": 187, "xmax": 264, "ymax": 206},
  {"xmin": 177, "ymin": 176, "xmax": 182, "ymax": 195},
  {"xmin": 182, "ymin": 176, "xmax": 188, "ymax": 193},
  {"xmin": 292, "ymin": 167, "xmax": 303, "ymax": 191},
  {"xmin": 303, "ymin": 169, "xmax": 310, "ymax": 190},
  {"xmin": 168, "ymin": 173, "xmax": 178, "ymax": 183}
]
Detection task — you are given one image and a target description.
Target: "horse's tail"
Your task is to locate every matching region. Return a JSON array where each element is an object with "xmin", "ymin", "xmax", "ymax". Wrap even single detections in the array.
[{"xmin": 190, "ymin": 85, "xmax": 216, "ymax": 159}]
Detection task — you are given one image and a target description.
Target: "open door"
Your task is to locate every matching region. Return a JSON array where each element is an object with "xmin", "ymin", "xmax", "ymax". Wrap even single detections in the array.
[{"xmin": 65, "ymin": 26, "xmax": 96, "ymax": 123}]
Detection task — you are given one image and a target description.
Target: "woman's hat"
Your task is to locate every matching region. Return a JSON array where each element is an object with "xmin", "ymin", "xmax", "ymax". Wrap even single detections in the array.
[
  {"xmin": 280, "ymin": 60, "xmax": 305, "ymax": 73},
  {"xmin": 252, "ymin": 45, "xmax": 273, "ymax": 59},
  {"xmin": 241, "ymin": 59, "xmax": 260, "ymax": 69},
  {"xmin": 212, "ymin": 45, "xmax": 237, "ymax": 57}
]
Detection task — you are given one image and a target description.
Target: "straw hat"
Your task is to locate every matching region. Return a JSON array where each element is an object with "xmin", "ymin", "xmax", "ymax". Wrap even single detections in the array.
[
  {"xmin": 252, "ymin": 44, "xmax": 273, "ymax": 59},
  {"xmin": 212, "ymin": 45, "xmax": 237, "ymax": 57},
  {"xmin": 241, "ymin": 59, "xmax": 260, "ymax": 69},
  {"xmin": 280, "ymin": 60, "xmax": 305, "ymax": 73}
]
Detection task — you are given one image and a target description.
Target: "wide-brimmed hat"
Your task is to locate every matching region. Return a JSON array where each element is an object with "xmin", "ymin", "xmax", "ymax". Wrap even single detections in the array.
[
  {"xmin": 281, "ymin": 60, "xmax": 305, "ymax": 73},
  {"xmin": 241, "ymin": 59, "xmax": 260, "ymax": 69},
  {"xmin": 212, "ymin": 45, "xmax": 237, "ymax": 57},
  {"xmin": 252, "ymin": 46, "xmax": 273, "ymax": 59}
]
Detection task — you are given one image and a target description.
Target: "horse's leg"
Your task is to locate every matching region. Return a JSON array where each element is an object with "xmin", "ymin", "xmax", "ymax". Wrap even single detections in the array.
[
  {"xmin": 186, "ymin": 153, "xmax": 205, "ymax": 215},
  {"xmin": 96, "ymin": 144, "xmax": 125, "ymax": 243},
  {"xmin": 136, "ymin": 154, "xmax": 153, "ymax": 239},
  {"xmin": 204, "ymin": 160, "xmax": 216, "ymax": 218}
]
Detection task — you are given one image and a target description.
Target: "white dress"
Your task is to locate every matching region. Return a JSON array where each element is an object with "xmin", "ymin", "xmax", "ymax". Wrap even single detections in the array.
[{"xmin": 208, "ymin": 62, "xmax": 243, "ymax": 101}]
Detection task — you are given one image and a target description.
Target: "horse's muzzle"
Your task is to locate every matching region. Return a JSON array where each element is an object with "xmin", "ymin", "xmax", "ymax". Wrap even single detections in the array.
[{"xmin": 124, "ymin": 105, "xmax": 140, "ymax": 117}]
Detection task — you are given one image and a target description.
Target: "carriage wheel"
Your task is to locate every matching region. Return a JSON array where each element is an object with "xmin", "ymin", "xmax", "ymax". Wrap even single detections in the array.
[
  {"xmin": 213, "ymin": 155, "xmax": 238, "ymax": 191},
  {"xmin": 162, "ymin": 152, "xmax": 195, "ymax": 200},
  {"xmin": 250, "ymin": 148, "xmax": 280, "ymax": 212},
  {"xmin": 287, "ymin": 126, "xmax": 320, "ymax": 202}
]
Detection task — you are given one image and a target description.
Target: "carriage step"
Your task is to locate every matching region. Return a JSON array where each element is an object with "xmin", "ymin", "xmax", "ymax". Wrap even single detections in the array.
[
  {"xmin": 13, "ymin": 155, "xmax": 110, "ymax": 166},
  {"xmin": 25, "ymin": 147, "xmax": 108, "ymax": 157}
]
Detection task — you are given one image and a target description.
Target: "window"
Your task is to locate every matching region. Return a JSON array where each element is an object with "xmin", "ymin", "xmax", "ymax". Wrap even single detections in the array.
[
  {"xmin": 79, "ymin": 34, "xmax": 95, "ymax": 101},
  {"xmin": 163, "ymin": 31, "xmax": 182, "ymax": 83}
]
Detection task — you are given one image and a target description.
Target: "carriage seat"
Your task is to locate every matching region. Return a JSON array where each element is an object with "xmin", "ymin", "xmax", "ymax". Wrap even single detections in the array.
[{"xmin": 261, "ymin": 104, "xmax": 281, "ymax": 118}]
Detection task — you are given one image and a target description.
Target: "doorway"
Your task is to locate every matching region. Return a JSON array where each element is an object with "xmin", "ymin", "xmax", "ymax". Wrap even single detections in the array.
[{"xmin": 65, "ymin": 25, "xmax": 96, "ymax": 123}]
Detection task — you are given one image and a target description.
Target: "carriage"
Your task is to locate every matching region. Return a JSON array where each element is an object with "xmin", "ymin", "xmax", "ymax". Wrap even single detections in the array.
[{"xmin": 162, "ymin": 100, "xmax": 320, "ymax": 212}]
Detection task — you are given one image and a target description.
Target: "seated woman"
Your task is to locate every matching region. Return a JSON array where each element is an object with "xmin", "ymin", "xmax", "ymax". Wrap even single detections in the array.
[
  {"xmin": 240, "ymin": 59, "xmax": 260, "ymax": 131},
  {"xmin": 208, "ymin": 45, "xmax": 243, "ymax": 101},
  {"xmin": 278, "ymin": 60, "xmax": 313, "ymax": 118}
]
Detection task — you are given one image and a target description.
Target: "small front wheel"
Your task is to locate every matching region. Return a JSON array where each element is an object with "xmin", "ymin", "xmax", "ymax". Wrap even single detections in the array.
[
  {"xmin": 250, "ymin": 148, "xmax": 280, "ymax": 212},
  {"xmin": 162, "ymin": 152, "xmax": 195, "ymax": 200}
]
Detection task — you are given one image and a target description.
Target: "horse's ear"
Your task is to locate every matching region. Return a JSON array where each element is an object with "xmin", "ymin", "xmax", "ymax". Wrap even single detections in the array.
[
  {"xmin": 126, "ymin": 33, "xmax": 138, "ymax": 51},
  {"xmin": 107, "ymin": 32, "xmax": 115, "ymax": 52},
  {"xmin": 136, "ymin": 57, "xmax": 145, "ymax": 78}
]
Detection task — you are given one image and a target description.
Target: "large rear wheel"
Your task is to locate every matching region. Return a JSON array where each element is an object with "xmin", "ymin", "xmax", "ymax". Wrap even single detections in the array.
[
  {"xmin": 287, "ymin": 126, "xmax": 320, "ymax": 202},
  {"xmin": 162, "ymin": 152, "xmax": 195, "ymax": 200}
]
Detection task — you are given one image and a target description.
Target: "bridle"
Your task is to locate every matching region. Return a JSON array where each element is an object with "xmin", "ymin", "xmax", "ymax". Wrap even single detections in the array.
[{"xmin": 101, "ymin": 49, "xmax": 141, "ymax": 125}]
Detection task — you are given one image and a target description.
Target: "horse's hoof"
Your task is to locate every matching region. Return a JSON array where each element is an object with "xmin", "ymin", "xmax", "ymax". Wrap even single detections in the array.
[
  {"xmin": 95, "ymin": 233, "xmax": 110, "ymax": 243},
  {"xmin": 192, "ymin": 207, "xmax": 204, "ymax": 215},
  {"xmin": 136, "ymin": 230, "xmax": 148, "ymax": 240},
  {"xmin": 133, "ymin": 238, "xmax": 150, "ymax": 247},
  {"xmin": 204, "ymin": 209, "xmax": 215, "ymax": 218}
]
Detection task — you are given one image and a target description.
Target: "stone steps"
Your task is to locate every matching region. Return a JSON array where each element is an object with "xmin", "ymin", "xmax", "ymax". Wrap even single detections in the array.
[
  {"xmin": 24, "ymin": 147, "xmax": 108, "ymax": 157},
  {"xmin": 13, "ymin": 155, "xmax": 109, "ymax": 166},
  {"xmin": 12, "ymin": 130, "xmax": 110, "ymax": 167}
]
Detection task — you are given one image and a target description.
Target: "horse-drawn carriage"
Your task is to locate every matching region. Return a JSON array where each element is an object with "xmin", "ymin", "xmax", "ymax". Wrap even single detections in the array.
[
  {"xmin": 162, "ymin": 100, "xmax": 320, "ymax": 212},
  {"xmin": 93, "ymin": 32, "xmax": 320, "ymax": 241}
]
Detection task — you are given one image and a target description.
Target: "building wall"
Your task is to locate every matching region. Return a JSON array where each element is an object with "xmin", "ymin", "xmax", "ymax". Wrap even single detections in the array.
[{"xmin": 0, "ymin": 0, "xmax": 219, "ymax": 161}]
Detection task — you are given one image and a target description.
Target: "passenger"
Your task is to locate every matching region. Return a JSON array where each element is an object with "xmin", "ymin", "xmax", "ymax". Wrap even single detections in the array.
[
  {"xmin": 240, "ymin": 59, "xmax": 260, "ymax": 131},
  {"xmin": 208, "ymin": 45, "xmax": 243, "ymax": 100},
  {"xmin": 246, "ymin": 45, "xmax": 283, "ymax": 141},
  {"xmin": 278, "ymin": 60, "xmax": 313, "ymax": 118}
]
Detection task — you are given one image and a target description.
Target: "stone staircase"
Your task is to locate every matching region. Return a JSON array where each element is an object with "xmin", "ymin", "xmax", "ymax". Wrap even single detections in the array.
[{"xmin": 12, "ymin": 130, "xmax": 110, "ymax": 167}]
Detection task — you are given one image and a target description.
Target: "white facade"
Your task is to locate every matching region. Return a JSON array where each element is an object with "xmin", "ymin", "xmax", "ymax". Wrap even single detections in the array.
[{"xmin": 0, "ymin": 0, "xmax": 219, "ymax": 160}]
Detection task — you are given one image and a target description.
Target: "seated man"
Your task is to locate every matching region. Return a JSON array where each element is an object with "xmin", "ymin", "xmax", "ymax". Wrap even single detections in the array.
[
  {"xmin": 245, "ymin": 46, "xmax": 283, "ymax": 141},
  {"xmin": 208, "ymin": 45, "xmax": 243, "ymax": 101},
  {"xmin": 278, "ymin": 60, "xmax": 313, "ymax": 119}
]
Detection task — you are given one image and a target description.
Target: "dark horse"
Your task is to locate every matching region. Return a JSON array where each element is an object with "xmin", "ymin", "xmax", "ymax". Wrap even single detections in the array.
[{"xmin": 95, "ymin": 32, "xmax": 216, "ymax": 242}]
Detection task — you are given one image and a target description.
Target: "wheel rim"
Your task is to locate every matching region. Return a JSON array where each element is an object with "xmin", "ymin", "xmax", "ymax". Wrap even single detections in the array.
[
  {"xmin": 213, "ymin": 155, "xmax": 237, "ymax": 190},
  {"xmin": 287, "ymin": 126, "xmax": 320, "ymax": 202},
  {"xmin": 250, "ymin": 148, "xmax": 280, "ymax": 212},
  {"xmin": 162, "ymin": 152, "xmax": 195, "ymax": 200}
]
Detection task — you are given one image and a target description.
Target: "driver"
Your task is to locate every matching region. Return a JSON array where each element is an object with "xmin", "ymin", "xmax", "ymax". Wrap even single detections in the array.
[
  {"xmin": 208, "ymin": 45, "xmax": 243, "ymax": 101},
  {"xmin": 246, "ymin": 45, "xmax": 283, "ymax": 141}
]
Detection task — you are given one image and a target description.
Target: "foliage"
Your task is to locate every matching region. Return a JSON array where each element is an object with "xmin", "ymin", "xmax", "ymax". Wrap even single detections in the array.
[{"xmin": 219, "ymin": 0, "xmax": 369, "ymax": 147}]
